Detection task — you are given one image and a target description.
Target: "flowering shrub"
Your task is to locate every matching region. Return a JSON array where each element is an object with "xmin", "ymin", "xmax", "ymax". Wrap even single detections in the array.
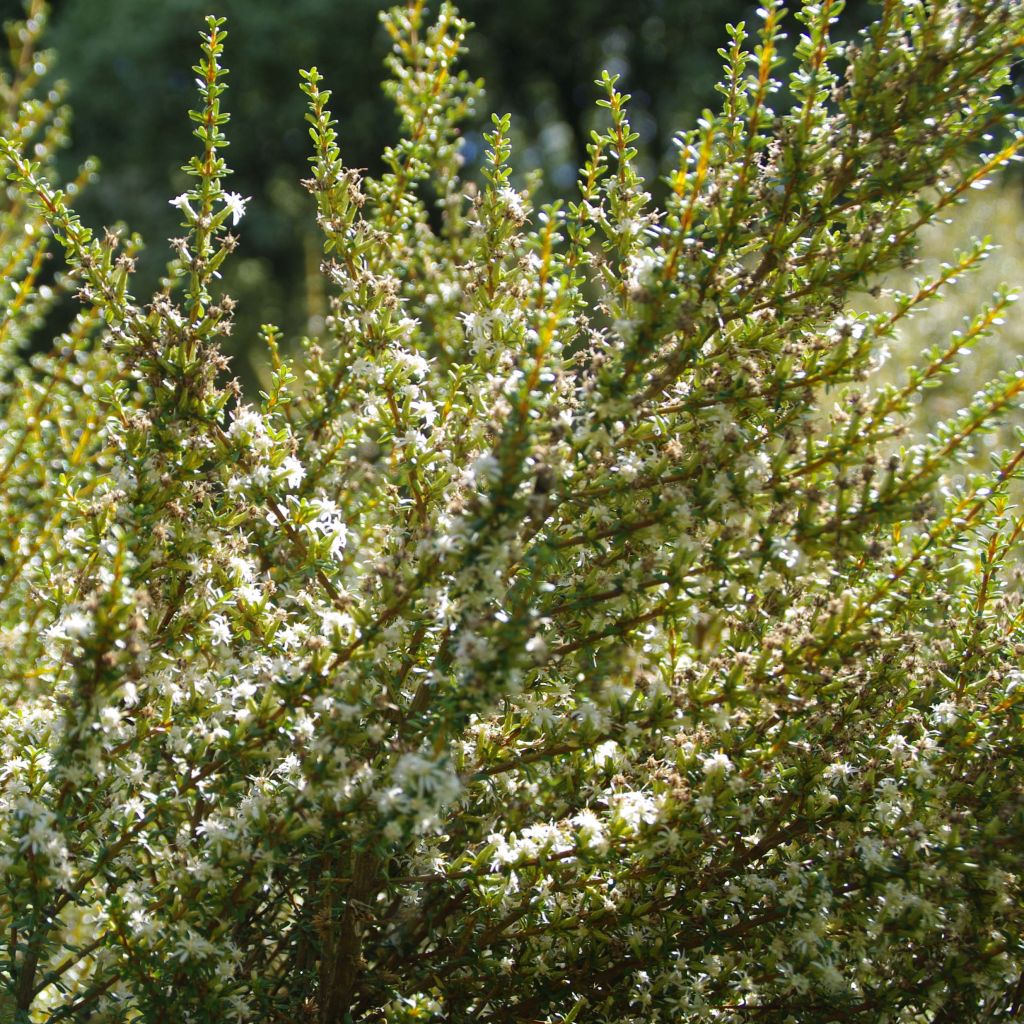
[{"xmin": 1, "ymin": 0, "xmax": 1023, "ymax": 1021}]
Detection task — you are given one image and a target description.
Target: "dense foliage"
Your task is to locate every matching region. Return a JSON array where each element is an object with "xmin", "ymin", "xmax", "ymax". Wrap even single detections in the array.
[
  {"xmin": 1, "ymin": 1, "xmax": 1023, "ymax": 1021},
  {"xmin": 4, "ymin": 0, "xmax": 881, "ymax": 364}
]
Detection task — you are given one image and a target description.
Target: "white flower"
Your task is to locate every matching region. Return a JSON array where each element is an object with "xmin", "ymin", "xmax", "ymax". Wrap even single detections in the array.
[
  {"xmin": 497, "ymin": 185, "xmax": 526, "ymax": 221},
  {"xmin": 461, "ymin": 311, "xmax": 484, "ymax": 341},
  {"xmin": 18, "ymin": 801, "xmax": 59, "ymax": 854},
  {"xmin": 410, "ymin": 398, "xmax": 439, "ymax": 427},
  {"xmin": 277, "ymin": 623, "xmax": 306, "ymax": 650},
  {"xmin": 626, "ymin": 250, "xmax": 659, "ymax": 289},
  {"xmin": 572, "ymin": 809, "xmax": 608, "ymax": 851},
  {"xmin": 279, "ymin": 455, "xmax": 306, "ymax": 490},
  {"xmin": 229, "ymin": 555, "xmax": 256, "ymax": 582},
  {"xmin": 856, "ymin": 834, "xmax": 886, "ymax": 868},
  {"xmin": 392, "ymin": 752, "xmax": 462, "ymax": 806},
  {"xmin": 175, "ymin": 929, "xmax": 216, "ymax": 963},
  {"xmin": 44, "ymin": 609, "xmax": 93, "ymax": 643},
  {"xmin": 929, "ymin": 700, "xmax": 958, "ymax": 726},
  {"xmin": 525, "ymin": 634, "xmax": 548, "ymax": 662},
  {"xmin": 487, "ymin": 833, "xmax": 519, "ymax": 868},
  {"xmin": 823, "ymin": 761, "xmax": 855, "ymax": 785},
  {"xmin": 208, "ymin": 614, "xmax": 231, "ymax": 647},
  {"xmin": 66, "ymin": 610, "xmax": 94, "ymax": 638},
  {"xmin": 231, "ymin": 679, "xmax": 258, "ymax": 703},
  {"xmin": 702, "ymin": 751, "xmax": 734, "ymax": 776},
  {"xmin": 99, "ymin": 706, "xmax": 122, "ymax": 730},
  {"xmin": 593, "ymin": 740, "xmax": 620, "ymax": 768},
  {"xmin": 455, "ymin": 629, "xmax": 491, "ymax": 665},
  {"xmin": 813, "ymin": 959, "xmax": 848, "ymax": 993},
  {"xmin": 310, "ymin": 499, "xmax": 348, "ymax": 558},
  {"xmin": 169, "ymin": 192, "xmax": 196, "ymax": 219},
  {"xmin": 228, "ymin": 405, "xmax": 264, "ymax": 441},
  {"xmin": 196, "ymin": 816, "xmax": 232, "ymax": 846},
  {"xmin": 321, "ymin": 608, "xmax": 355, "ymax": 638},
  {"xmin": 222, "ymin": 192, "xmax": 250, "ymax": 225},
  {"xmin": 610, "ymin": 790, "xmax": 661, "ymax": 831}
]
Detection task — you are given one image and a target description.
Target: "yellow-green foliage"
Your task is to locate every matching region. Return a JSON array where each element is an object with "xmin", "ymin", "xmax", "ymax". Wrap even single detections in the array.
[{"xmin": 0, "ymin": 1, "xmax": 1023, "ymax": 1022}]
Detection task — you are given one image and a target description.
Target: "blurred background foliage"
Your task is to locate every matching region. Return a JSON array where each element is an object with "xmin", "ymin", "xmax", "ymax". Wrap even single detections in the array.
[
  {"xmin": 861, "ymin": 183, "xmax": 1024, "ymax": 490},
  {"xmin": 1, "ymin": 0, "xmax": 1020, "ymax": 406}
]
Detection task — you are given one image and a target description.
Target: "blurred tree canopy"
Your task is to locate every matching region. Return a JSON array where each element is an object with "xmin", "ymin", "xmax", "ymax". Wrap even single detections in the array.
[{"xmin": 3, "ymin": 0, "xmax": 882, "ymax": 381}]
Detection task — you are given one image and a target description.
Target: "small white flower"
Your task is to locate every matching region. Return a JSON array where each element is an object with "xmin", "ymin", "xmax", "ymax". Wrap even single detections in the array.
[
  {"xmin": 277, "ymin": 623, "xmax": 306, "ymax": 650},
  {"xmin": 702, "ymin": 751, "xmax": 733, "ymax": 776},
  {"xmin": 169, "ymin": 193, "xmax": 196, "ymax": 219},
  {"xmin": 175, "ymin": 929, "xmax": 216, "ymax": 963},
  {"xmin": 45, "ymin": 609, "xmax": 94, "ymax": 643},
  {"xmin": 99, "ymin": 706, "xmax": 122, "ymax": 730},
  {"xmin": 222, "ymin": 192, "xmax": 250, "ymax": 226},
  {"xmin": 469, "ymin": 454, "xmax": 500, "ymax": 483},
  {"xmin": 65, "ymin": 610, "xmax": 94, "ymax": 638},
  {"xmin": 279, "ymin": 455, "xmax": 306, "ymax": 490},
  {"xmin": 626, "ymin": 251, "xmax": 659, "ymax": 289},
  {"xmin": 455, "ymin": 629, "xmax": 491, "ymax": 664},
  {"xmin": 525, "ymin": 634, "xmax": 548, "ymax": 662},
  {"xmin": 460, "ymin": 311, "xmax": 489, "ymax": 345},
  {"xmin": 228, "ymin": 406, "xmax": 264, "ymax": 441},
  {"xmin": 823, "ymin": 761, "xmax": 855, "ymax": 784},
  {"xmin": 929, "ymin": 700, "xmax": 958, "ymax": 726},
  {"xmin": 572, "ymin": 809, "xmax": 608, "ymax": 851},
  {"xmin": 856, "ymin": 834, "xmax": 886, "ymax": 868},
  {"xmin": 497, "ymin": 185, "xmax": 526, "ymax": 221},
  {"xmin": 208, "ymin": 614, "xmax": 231, "ymax": 647},
  {"xmin": 410, "ymin": 399, "xmax": 438, "ymax": 427},
  {"xmin": 610, "ymin": 790, "xmax": 661, "ymax": 831},
  {"xmin": 310, "ymin": 500, "xmax": 348, "ymax": 558}
]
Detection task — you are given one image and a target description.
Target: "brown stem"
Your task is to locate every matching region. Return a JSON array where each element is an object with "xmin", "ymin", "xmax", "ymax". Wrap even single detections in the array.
[
  {"xmin": 14, "ymin": 940, "xmax": 40, "ymax": 1015},
  {"xmin": 319, "ymin": 849, "xmax": 379, "ymax": 1024}
]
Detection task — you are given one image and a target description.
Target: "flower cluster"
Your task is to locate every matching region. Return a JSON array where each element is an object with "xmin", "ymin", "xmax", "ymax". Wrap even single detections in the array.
[{"xmin": 1, "ymin": 1, "xmax": 1023, "ymax": 1022}]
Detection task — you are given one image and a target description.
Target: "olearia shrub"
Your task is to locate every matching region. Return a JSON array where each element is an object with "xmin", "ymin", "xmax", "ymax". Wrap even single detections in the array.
[{"xmin": 1, "ymin": 0, "xmax": 1023, "ymax": 1020}]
